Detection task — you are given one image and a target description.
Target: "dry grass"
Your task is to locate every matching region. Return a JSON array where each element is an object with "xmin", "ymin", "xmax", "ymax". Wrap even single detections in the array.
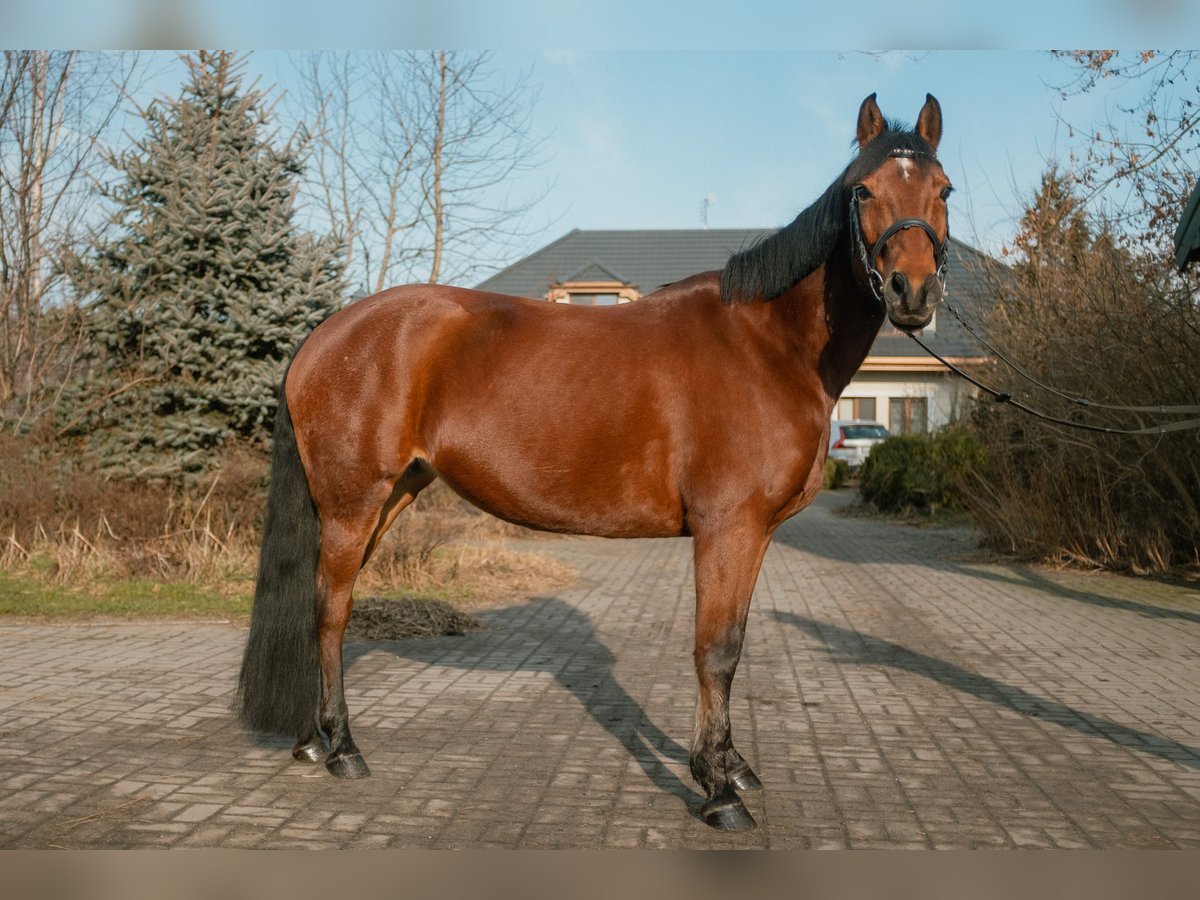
[
  {"xmin": 0, "ymin": 438, "xmax": 575, "ymax": 620},
  {"xmin": 0, "ymin": 436, "xmax": 265, "ymax": 586},
  {"xmin": 345, "ymin": 597, "xmax": 483, "ymax": 640}
]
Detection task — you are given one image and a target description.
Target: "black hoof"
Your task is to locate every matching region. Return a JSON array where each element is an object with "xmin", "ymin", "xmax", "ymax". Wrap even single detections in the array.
[
  {"xmin": 701, "ymin": 795, "xmax": 758, "ymax": 832},
  {"xmin": 729, "ymin": 766, "xmax": 763, "ymax": 792},
  {"xmin": 326, "ymin": 753, "xmax": 371, "ymax": 779},
  {"xmin": 292, "ymin": 741, "xmax": 325, "ymax": 764}
]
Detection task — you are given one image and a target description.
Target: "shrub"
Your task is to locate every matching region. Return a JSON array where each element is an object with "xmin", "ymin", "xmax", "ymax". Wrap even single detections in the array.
[
  {"xmin": 858, "ymin": 428, "xmax": 982, "ymax": 514},
  {"xmin": 822, "ymin": 458, "xmax": 850, "ymax": 490},
  {"xmin": 962, "ymin": 398, "xmax": 1200, "ymax": 574},
  {"xmin": 0, "ymin": 432, "xmax": 268, "ymax": 581},
  {"xmin": 954, "ymin": 168, "xmax": 1200, "ymax": 575}
]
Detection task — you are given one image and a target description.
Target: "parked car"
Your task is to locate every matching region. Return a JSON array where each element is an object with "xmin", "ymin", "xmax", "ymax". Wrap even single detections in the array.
[{"xmin": 828, "ymin": 420, "xmax": 890, "ymax": 470}]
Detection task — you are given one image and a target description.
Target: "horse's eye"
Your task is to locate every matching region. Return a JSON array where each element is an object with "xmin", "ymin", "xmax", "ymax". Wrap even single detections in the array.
[
  {"xmin": 940, "ymin": 185, "xmax": 954, "ymax": 201},
  {"xmin": 854, "ymin": 184, "xmax": 872, "ymax": 202}
]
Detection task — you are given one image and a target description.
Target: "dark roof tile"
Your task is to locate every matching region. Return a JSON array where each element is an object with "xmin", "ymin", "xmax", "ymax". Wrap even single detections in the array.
[{"xmin": 477, "ymin": 229, "xmax": 1002, "ymax": 359}]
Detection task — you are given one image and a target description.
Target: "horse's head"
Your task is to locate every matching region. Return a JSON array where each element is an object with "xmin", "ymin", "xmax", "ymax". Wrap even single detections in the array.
[{"xmin": 849, "ymin": 93, "xmax": 951, "ymax": 333}]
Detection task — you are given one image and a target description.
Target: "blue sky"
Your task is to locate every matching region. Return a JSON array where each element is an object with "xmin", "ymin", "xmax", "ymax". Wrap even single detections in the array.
[
  {"xmin": 10, "ymin": 2, "xmax": 1197, "ymax": 283},
  {"xmin": 470, "ymin": 52, "xmax": 1098, "ymax": 249},
  {"xmin": 69, "ymin": 48, "xmax": 1197, "ymax": 283},
  {"xmin": 230, "ymin": 50, "xmax": 1169, "ymax": 276},
  {"xmin": 7, "ymin": 0, "xmax": 1199, "ymax": 51}
]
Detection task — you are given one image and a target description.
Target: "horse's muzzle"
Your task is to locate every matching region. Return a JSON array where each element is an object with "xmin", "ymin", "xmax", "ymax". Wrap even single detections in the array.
[{"xmin": 883, "ymin": 271, "xmax": 942, "ymax": 332}]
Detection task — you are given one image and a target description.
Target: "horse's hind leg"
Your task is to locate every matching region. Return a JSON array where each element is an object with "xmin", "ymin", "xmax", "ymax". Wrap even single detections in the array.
[
  {"xmin": 309, "ymin": 514, "xmax": 373, "ymax": 778},
  {"xmin": 690, "ymin": 520, "xmax": 771, "ymax": 831},
  {"xmin": 292, "ymin": 727, "xmax": 325, "ymax": 763},
  {"xmin": 311, "ymin": 466, "xmax": 436, "ymax": 778}
]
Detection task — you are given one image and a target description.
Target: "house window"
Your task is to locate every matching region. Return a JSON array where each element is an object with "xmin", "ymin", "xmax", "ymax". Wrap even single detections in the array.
[
  {"xmin": 889, "ymin": 397, "xmax": 928, "ymax": 434},
  {"xmin": 837, "ymin": 397, "xmax": 877, "ymax": 421},
  {"xmin": 547, "ymin": 279, "xmax": 640, "ymax": 306}
]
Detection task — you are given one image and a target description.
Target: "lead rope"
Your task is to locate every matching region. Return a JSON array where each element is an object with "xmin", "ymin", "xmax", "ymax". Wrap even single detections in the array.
[
  {"xmin": 940, "ymin": 300, "xmax": 1200, "ymax": 415},
  {"xmin": 906, "ymin": 331, "xmax": 1200, "ymax": 436}
]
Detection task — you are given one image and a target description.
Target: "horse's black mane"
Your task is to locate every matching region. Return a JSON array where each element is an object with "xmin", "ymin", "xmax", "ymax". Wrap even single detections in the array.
[{"xmin": 720, "ymin": 122, "xmax": 937, "ymax": 304}]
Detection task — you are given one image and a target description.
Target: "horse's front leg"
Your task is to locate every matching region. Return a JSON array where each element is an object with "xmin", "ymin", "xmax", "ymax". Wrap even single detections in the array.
[{"xmin": 690, "ymin": 519, "xmax": 771, "ymax": 831}]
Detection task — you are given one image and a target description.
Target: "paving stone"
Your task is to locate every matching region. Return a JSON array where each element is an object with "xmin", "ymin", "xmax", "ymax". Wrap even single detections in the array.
[{"xmin": 2, "ymin": 492, "xmax": 1199, "ymax": 848}]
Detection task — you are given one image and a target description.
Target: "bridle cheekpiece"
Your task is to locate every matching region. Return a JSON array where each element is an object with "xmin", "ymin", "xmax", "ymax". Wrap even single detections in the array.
[{"xmin": 849, "ymin": 148, "xmax": 949, "ymax": 304}]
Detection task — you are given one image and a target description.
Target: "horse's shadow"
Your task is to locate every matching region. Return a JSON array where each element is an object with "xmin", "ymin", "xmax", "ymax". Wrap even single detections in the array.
[
  {"xmin": 773, "ymin": 497, "xmax": 1200, "ymax": 626},
  {"xmin": 941, "ymin": 562, "xmax": 1200, "ymax": 626},
  {"xmin": 343, "ymin": 596, "xmax": 700, "ymax": 807},
  {"xmin": 771, "ymin": 609, "xmax": 1200, "ymax": 771}
]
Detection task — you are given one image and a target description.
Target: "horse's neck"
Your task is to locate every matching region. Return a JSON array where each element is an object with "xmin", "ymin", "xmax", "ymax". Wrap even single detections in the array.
[{"xmin": 773, "ymin": 255, "xmax": 884, "ymax": 406}]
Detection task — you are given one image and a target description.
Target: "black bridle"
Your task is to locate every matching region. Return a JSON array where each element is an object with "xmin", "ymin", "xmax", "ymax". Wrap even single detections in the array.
[
  {"xmin": 844, "ymin": 155, "xmax": 1200, "ymax": 435},
  {"xmin": 849, "ymin": 148, "xmax": 949, "ymax": 303}
]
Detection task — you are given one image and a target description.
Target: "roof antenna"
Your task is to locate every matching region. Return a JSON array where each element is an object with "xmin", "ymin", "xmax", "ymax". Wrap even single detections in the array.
[{"xmin": 701, "ymin": 194, "xmax": 715, "ymax": 230}]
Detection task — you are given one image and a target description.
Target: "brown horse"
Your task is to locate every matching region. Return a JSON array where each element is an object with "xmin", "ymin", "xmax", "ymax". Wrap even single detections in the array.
[{"xmin": 238, "ymin": 93, "xmax": 952, "ymax": 831}]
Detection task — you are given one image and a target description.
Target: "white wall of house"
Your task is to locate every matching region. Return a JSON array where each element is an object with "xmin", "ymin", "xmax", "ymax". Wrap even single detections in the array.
[{"xmin": 833, "ymin": 370, "xmax": 973, "ymax": 433}]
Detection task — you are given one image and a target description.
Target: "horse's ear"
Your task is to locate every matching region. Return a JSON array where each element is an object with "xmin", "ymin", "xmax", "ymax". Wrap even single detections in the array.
[
  {"xmin": 856, "ymin": 93, "xmax": 884, "ymax": 149},
  {"xmin": 916, "ymin": 93, "xmax": 942, "ymax": 153}
]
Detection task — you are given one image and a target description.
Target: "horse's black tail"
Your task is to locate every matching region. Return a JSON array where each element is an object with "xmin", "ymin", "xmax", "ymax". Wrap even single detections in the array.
[{"xmin": 237, "ymin": 374, "xmax": 320, "ymax": 737}]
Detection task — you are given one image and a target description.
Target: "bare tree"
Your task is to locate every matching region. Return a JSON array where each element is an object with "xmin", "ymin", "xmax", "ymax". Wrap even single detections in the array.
[
  {"xmin": 1051, "ymin": 50, "xmax": 1199, "ymax": 254},
  {"xmin": 964, "ymin": 167, "xmax": 1200, "ymax": 574},
  {"xmin": 956, "ymin": 58, "xmax": 1200, "ymax": 575},
  {"xmin": 413, "ymin": 51, "xmax": 549, "ymax": 286},
  {"xmin": 294, "ymin": 51, "xmax": 547, "ymax": 293},
  {"xmin": 297, "ymin": 52, "xmax": 413, "ymax": 296},
  {"xmin": 0, "ymin": 50, "xmax": 141, "ymax": 431}
]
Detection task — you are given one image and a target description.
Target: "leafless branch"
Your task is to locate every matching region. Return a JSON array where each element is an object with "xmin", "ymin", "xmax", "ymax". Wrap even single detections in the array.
[
  {"xmin": 290, "ymin": 51, "xmax": 549, "ymax": 293},
  {"xmin": 0, "ymin": 51, "xmax": 143, "ymax": 433}
]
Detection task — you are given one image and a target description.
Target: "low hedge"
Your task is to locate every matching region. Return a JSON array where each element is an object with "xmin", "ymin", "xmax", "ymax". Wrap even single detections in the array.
[
  {"xmin": 857, "ymin": 428, "xmax": 983, "ymax": 513},
  {"xmin": 822, "ymin": 457, "xmax": 851, "ymax": 490}
]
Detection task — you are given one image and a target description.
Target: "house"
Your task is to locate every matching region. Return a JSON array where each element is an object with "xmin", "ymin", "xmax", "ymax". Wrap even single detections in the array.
[{"xmin": 476, "ymin": 229, "xmax": 997, "ymax": 434}]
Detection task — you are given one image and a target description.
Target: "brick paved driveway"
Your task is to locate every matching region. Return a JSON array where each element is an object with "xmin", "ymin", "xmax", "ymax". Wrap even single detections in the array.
[{"xmin": 2, "ymin": 491, "xmax": 1199, "ymax": 848}]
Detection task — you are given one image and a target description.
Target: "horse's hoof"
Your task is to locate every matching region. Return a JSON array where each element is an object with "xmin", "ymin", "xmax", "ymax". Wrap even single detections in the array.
[
  {"xmin": 326, "ymin": 753, "xmax": 371, "ymax": 779},
  {"xmin": 701, "ymin": 795, "xmax": 757, "ymax": 832},
  {"xmin": 729, "ymin": 766, "xmax": 763, "ymax": 792},
  {"xmin": 292, "ymin": 742, "xmax": 325, "ymax": 764}
]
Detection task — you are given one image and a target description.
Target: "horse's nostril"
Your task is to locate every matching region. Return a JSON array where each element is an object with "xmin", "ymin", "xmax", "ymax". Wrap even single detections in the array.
[{"xmin": 890, "ymin": 271, "xmax": 908, "ymax": 298}]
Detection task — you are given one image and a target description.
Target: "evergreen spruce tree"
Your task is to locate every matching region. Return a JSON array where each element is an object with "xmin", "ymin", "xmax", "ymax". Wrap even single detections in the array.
[{"xmin": 65, "ymin": 51, "xmax": 345, "ymax": 477}]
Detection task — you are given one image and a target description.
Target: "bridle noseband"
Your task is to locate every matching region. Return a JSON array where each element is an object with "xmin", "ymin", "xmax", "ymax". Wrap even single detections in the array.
[{"xmin": 849, "ymin": 148, "xmax": 949, "ymax": 303}]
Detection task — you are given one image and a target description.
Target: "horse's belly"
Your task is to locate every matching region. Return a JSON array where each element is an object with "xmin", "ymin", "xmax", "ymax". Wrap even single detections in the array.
[{"xmin": 431, "ymin": 442, "xmax": 686, "ymax": 539}]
